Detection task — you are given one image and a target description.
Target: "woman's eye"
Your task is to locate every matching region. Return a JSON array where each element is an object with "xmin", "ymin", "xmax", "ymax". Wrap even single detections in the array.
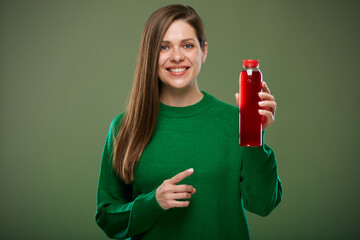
[
  {"xmin": 160, "ymin": 45, "xmax": 168, "ymax": 50},
  {"xmin": 184, "ymin": 44, "xmax": 193, "ymax": 49}
]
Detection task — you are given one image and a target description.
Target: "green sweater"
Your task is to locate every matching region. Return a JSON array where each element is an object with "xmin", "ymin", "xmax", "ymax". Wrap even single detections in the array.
[{"xmin": 95, "ymin": 90, "xmax": 282, "ymax": 239}]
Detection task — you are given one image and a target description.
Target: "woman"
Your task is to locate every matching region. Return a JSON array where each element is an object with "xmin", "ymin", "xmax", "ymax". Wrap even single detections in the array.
[{"xmin": 95, "ymin": 4, "xmax": 282, "ymax": 240}]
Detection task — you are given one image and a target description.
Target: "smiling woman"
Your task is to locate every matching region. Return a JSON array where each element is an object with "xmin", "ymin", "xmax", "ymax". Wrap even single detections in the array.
[
  {"xmin": 158, "ymin": 20, "xmax": 208, "ymax": 107},
  {"xmin": 95, "ymin": 4, "xmax": 282, "ymax": 240}
]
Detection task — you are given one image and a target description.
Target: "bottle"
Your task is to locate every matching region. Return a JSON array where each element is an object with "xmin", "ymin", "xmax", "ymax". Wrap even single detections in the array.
[{"xmin": 239, "ymin": 59, "xmax": 262, "ymax": 146}]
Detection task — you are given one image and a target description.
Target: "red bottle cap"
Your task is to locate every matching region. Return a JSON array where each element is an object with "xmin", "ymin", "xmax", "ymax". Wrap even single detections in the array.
[{"xmin": 243, "ymin": 59, "xmax": 259, "ymax": 67}]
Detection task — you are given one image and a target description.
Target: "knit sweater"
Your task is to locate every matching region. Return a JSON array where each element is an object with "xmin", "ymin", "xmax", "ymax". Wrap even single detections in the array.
[{"xmin": 95, "ymin": 90, "xmax": 282, "ymax": 240}]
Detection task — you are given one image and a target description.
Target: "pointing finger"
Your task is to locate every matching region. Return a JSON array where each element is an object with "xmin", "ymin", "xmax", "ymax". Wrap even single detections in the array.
[{"xmin": 168, "ymin": 168, "xmax": 194, "ymax": 185}]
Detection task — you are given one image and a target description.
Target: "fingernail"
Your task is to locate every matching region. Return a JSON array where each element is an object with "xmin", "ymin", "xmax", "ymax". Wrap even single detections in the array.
[
  {"xmin": 188, "ymin": 168, "xmax": 194, "ymax": 173},
  {"xmin": 258, "ymin": 101, "xmax": 265, "ymax": 106}
]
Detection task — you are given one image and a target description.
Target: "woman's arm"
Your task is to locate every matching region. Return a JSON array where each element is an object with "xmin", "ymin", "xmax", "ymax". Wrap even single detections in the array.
[
  {"xmin": 239, "ymin": 134, "xmax": 282, "ymax": 217},
  {"xmin": 95, "ymin": 115, "xmax": 165, "ymax": 239},
  {"xmin": 236, "ymin": 81, "xmax": 282, "ymax": 216}
]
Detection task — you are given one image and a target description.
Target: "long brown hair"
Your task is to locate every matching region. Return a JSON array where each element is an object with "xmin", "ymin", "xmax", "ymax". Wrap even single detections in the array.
[{"xmin": 113, "ymin": 4, "xmax": 207, "ymax": 184}]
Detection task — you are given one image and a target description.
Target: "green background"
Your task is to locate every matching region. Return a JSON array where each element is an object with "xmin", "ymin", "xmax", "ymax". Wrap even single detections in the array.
[{"xmin": 1, "ymin": 0, "xmax": 359, "ymax": 239}]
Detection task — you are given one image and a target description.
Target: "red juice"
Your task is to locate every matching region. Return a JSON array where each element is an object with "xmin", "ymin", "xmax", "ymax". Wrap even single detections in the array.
[{"xmin": 239, "ymin": 60, "xmax": 262, "ymax": 146}]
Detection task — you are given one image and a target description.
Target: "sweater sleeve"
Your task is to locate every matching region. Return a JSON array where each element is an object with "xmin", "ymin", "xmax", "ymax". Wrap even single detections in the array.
[
  {"xmin": 239, "ymin": 131, "xmax": 283, "ymax": 217},
  {"xmin": 95, "ymin": 115, "xmax": 165, "ymax": 239}
]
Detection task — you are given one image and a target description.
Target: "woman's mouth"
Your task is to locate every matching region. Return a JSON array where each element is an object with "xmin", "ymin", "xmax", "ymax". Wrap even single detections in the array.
[{"xmin": 166, "ymin": 67, "xmax": 190, "ymax": 76}]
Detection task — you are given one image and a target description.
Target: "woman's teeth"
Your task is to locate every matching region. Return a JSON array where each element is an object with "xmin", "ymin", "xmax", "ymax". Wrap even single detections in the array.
[{"xmin": 168, "ymin": 68, "xmax": 187, "ymax": 72}]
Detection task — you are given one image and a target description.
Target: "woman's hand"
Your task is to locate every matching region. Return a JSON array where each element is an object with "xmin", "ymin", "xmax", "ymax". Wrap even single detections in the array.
[
  {"xmin": 235, "ymin": 81, "xmax": 277, "ymax": 130},
  {"xmin": 155, "ymin": 168, "xmax": 196, "ymax": 210}
]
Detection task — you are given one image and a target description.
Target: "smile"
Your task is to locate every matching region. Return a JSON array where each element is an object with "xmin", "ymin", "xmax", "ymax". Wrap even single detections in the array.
[{"xmin": 167, "ymin": 67, "xmax": 190, "ymax": 73}]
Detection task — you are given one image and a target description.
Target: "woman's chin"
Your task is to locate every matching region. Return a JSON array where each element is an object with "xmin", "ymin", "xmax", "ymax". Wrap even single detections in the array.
[{"xmin": 173, "ymin": 79, "xmax": 186, "ymax": 86}]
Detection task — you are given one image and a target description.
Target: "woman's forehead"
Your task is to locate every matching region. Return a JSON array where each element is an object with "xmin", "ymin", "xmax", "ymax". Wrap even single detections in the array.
[{"xmin": 162, "ymin": 20, "xmax": 197, "ymax": 42}]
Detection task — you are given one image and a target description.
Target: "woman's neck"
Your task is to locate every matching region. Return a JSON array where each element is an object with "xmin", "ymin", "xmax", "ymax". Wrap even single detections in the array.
[{"xmin": 159, "ymin": 86, "xmax": 204, "ymax": 107}]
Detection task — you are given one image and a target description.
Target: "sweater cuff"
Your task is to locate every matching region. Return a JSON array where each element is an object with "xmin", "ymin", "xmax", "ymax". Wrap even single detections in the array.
[
  {"xmin": 130, "ymin": 189, "xmax": 165, "ymax": 226},
  {"xmin": 149, "ymin": 188, "xmax": 166, "ymax": 212}
]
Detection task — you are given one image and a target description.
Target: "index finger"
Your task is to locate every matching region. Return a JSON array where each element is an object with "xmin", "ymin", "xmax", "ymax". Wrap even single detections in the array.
[
  {"xmin": 168, "ymin": 168, "xmax": 194, "ymax": 185},
  {"xmin": 261, "ymin": 81, "xmax": 271, "ymax": 94}
]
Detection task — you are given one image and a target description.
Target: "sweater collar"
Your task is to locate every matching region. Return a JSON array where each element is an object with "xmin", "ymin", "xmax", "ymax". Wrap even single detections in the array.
[{"xmin": 158, "ymin": 90, "xmax": 215, "ymax": 118}]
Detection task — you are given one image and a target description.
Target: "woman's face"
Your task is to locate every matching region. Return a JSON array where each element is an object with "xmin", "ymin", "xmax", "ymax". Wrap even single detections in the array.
[{"xmin": 158, "ymin": 20, "xmax": 207, "ymax": 92}]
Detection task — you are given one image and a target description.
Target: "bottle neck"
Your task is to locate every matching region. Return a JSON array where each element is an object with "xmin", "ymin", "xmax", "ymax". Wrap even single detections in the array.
[
  {"xmin": 243, "ymin": 66, "xmax": 260, "ymax": 71},
  {"xmin": 243, "ymin": 66, "xmax": 259, "ymax": 69}
]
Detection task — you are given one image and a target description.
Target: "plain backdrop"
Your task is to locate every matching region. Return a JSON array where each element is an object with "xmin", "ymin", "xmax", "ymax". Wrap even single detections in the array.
[{"xmin": 1, "ymin": 0, "xmax": 359, "ymax": 239}]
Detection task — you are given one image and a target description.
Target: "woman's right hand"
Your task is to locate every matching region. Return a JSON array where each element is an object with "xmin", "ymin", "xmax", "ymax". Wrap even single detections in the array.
[{"xmin": 155, "ymin": 168, "xmax": 196, "ymax": 210}]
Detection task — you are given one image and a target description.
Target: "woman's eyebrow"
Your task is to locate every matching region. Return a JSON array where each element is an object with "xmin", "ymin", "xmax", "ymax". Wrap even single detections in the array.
[{"xmin": 161, "ymin": 38, "xmax": 196, "ymax": 44}]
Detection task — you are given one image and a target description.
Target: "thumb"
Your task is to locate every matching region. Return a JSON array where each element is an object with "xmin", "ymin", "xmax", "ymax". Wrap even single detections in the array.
[{"xmin": 235, "ymin": 93, "xmax": 239, "ymax": 107}]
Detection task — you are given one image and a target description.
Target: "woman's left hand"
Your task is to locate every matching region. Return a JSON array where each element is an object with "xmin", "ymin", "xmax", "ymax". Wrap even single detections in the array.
[{"xmin": 235, "ymin": 81, "xmax": 277, "ymax": 130}]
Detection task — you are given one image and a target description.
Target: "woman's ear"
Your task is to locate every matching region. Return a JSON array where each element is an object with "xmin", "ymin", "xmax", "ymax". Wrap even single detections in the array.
[{"xmin": 201, "ymin": 42, "xmax": 208, "ymax": 64}]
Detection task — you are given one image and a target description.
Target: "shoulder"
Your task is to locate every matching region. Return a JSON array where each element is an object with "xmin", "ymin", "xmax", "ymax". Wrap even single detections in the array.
[
  {"xmin": 111, "ymin": 112, "xmax": 126, "ymax": 126},
  {"xmin": 206, "ymin": 92, "xmax": 238, "ymax": 137},
  {"xmin": 109, "ymin": 112, "xmax": 126, "ymax": 136},
  {"xmin": 207, "ymin": 92, "xmax": 238, "ymax": 119}
]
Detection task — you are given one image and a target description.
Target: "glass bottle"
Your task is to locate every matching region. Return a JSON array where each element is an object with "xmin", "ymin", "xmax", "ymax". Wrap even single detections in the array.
[{"xmin": 239, "ymin": 59, "xmax": 262, "ymax": 146}]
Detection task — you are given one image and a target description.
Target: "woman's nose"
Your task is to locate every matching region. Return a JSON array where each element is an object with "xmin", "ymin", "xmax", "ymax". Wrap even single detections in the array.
[{"xmin": 170, "ymin": 47, "xmax": 184, "ymax": 62}]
